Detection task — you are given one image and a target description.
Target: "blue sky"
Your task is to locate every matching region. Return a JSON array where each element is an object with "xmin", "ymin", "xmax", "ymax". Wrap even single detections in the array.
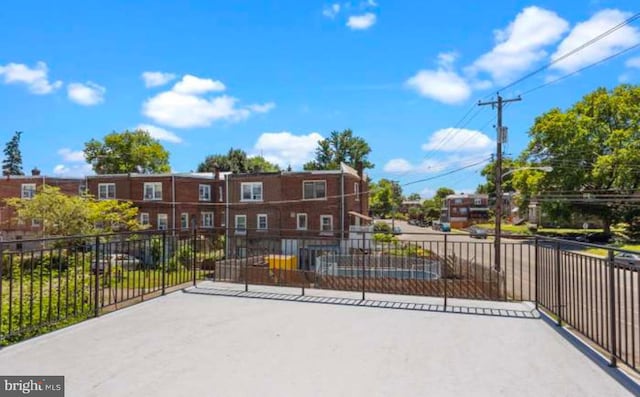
[{"xmin": 1, "ymin": 0, "xmax": 639, "ymax": 197}]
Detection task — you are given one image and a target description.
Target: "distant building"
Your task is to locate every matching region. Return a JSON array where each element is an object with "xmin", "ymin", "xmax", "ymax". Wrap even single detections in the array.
[
  {"xmin": 85, "ymin": 172, "xmax": 226, "ymax": 231},
  {"xmin": 0, "ymin": 169, "xmax": 84, "ymax": 242},
  {"xmin": 225, "ymin": 163, "xmax": 370, "ymax": 261},
  {"xmin": 441, "ymin": 194, "xmax": 490, "ymax": 228}
]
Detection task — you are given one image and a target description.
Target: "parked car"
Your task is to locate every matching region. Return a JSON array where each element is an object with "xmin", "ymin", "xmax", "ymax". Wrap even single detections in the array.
[
  {"xmin": 392, "ymin": 226, "xmax": 403, "ymax": 235},
  {"xmin": 576, "ymin": 232, "xmax": 612, "ymax": 244},
  {"xmin": 469, "ymin": 226, "xmax": 488, "ymax": 239},
  {"xmin": 440, "ymin": 222, "xmax": 451, "ymax": 232},
  {"xmin": 110, "ymin": 254, "xmax": 142, "ymax": 270},
  {"xmin": 432, "ymin": 221, "xmax": 441, "ymax": 231},
  {"xmin": 614, "ymin": 252, "xmax": 640, "ymax": 270}
]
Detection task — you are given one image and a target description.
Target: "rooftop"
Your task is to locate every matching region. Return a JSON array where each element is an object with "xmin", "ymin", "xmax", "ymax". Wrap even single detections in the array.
[{"xmin": 0, "ymin": 281, "xmax": 635, "ymax": 396}]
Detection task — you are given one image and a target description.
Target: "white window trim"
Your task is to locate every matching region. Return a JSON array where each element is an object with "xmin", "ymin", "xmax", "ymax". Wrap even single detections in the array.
[
  {"xmin": 21, "ymin": 184, "xmax": 36, "ymax": 199},
  {"xmin": 180, "ymin": 213, "xmax": 189, "ymax": 229},
  {"xmin": 97, "ymin": 183, "xmax": 115, "ymax": 200},
  {"xmin": 201, "ymin": 212, "xmax": 214, "ymax": 228},
  {"xmin": 354, "ymin": 182, "xmax": 359, "ymax": 201},
  {"xmin": 240, "ymin": 182, "xmax": 263, "ymax": 202},
  {"xmin": 144, "ymin": 182, "xmax": 163, "ymax": 201},
  {"xmin": 302, "ymin": 180, "xmax": 327, "ymax": 201},
  {"xmin": 235, "ymin": 214, "xmax": 247, "ymax": 235},
  {"xmin": 218, "ymin": 186, "xmax": 224, "ymax": 202},
  {"xmin": 199, "ymin": 184, "xmax": 211, "ymax": 201},
  {"xmin": 157, "ymin": 213, "xmax": 168, "ymax": 230},
  {"xmin": 257, "ymin": 214, "xmax": 268, "ymax": 231},
  {"xmin": 320, "ymin": 215, "xmax": 333, "ymax": 232},
  {"xmin": 140, "ymin": 212, "xmax": 150, "ymax": 226},
  {"xmin": 296, "ymin": 213, "xmax": 308, "ymax": 230}
]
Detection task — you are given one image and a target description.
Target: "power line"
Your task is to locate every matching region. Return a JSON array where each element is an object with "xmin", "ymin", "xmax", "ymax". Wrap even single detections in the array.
[
  {"xmin": 402, "ymin": 157, "xmax": 490, "ymax": 187},
  {"xmin": 497, "ymin": 11, "xmax": 640, "ymax": 93},
  {"xmin": 522, "ymin": 42, "xmax": 640, "ymax": 96}
]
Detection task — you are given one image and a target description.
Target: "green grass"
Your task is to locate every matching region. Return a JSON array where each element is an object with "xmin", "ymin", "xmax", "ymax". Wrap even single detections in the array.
[
  {"xmin": 474, "ymin": 223, "xmax": 531, "ymax": 235},
  {"xmin": 585, "ymin": 244, "xmax": 640, "ymax": 257}
]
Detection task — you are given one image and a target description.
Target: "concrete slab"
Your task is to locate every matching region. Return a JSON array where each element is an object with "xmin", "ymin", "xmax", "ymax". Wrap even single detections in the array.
[{"xmin": 0, "ymin": 282, "xmax": 635, "ymax": 397}]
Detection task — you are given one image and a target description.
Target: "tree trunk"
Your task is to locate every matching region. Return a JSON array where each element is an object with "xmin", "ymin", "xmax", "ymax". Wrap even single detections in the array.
[{"xmin": 602, "ymin": 217, "xmax": 611, "ymax": 234}]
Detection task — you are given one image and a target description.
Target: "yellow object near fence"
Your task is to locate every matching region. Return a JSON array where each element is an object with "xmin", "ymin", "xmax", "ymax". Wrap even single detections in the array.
[{"xmin": 265, "ymin": 254, "xmax": 297, "ymax": 271}]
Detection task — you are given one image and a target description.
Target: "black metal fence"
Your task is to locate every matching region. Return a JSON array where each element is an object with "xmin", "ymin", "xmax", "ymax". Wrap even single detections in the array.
[
  {"xmin": 536, "ymin": 236, "xmax": 640, "ymax": 373},
  {"xmin": 2, "ymin": 228, "xmax": 639, "ymax": 375}
]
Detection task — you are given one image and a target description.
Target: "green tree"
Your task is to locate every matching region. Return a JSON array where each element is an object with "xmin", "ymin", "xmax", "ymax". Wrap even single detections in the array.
[
  {"xmin": 406, "ymin": 193, "xmax": 422, "ymax": 201},
  {"xmin": 84, "ymin": 129, "xmax": 170, "ymax": 174},
  {"xmin": 5, "ymin": 185, "xmax": 142, "ymax": 236},
  {"xmin": 476, "ymin": 158, "xmax": 518, "ymax": 195},
  {"xmin": 515, "ymin": 84, "xmax": 640, "ymax": 233},
  {"xmin": 421, "ymin": 187, "xmax": 454, "ymax": 220},
  {"xmin": 303, "ymin": 129, "xmax": 374, "ymax": 171},
  {"xmin": 369, "ymin": 179, "xmax": 403, "ymax": 217},
  {"xmin": 3, "ymin": 131, "xmax": 24, "ymax": 176},
  {"xmin": 197, "ymin": 148, "xmax": 280, "ymax": 174}
]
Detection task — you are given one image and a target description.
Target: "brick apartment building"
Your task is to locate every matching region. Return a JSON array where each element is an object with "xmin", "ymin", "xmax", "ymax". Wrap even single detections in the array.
[
  {"xmin": 86, "ymin": 172, "xmax": 226, "ymax": 231},
  {"xmin": 0, "ymin": 170, "xmax": 84, "ymax": 241},
  {"xmin": 441, "ymin": 193, "xmax": 490, "ymax": 228},
  {"xmin": 226, "ymin": 163, "xmax": 369, "ymax": 258}
]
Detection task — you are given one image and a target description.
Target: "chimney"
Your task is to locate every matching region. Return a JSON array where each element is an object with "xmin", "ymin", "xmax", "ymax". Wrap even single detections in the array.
[
  {"xmin": 356, "ymin": 161, "xmax": 364, "ymax": 179},
  {"xmin": 214, "ymin": 165, "xmax": 220, "ymax": 180},
  {"xmin": 31, "ymin": 167, "xmax": 41, "ymax": 176}
]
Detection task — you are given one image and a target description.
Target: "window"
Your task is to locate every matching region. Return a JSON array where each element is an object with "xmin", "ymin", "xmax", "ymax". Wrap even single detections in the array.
[
  {"xmin": 144, "ymin": 182, "xmax": 162, "ymax": 200},
  {"xmin": 320, "ymin": 215, "xmax": 332, "ymax": 232},
  {"xmin": 202, "ymin": 212, "xmax": 214, "ymax": 228},
  {"xmin": 221, "ymin": 210, "xmax": 225, "ymax": 227},
  {"xmin": 140, "ymin": 213, "xmax": 150, "ymax": 226},
  {"xmin": 98, "ymin": 183, "xmax": 115, "ymax": 200},
  {"xmin": 474, "ymin": 198, "xmax": 482, "ymax": 206},
  {"xmin": 31, "ymin": 218, "xmax": 41, "ymax": 227},
  {"xmin": 354, "ymin": 182, "xmax": 360, "ymax": 201},
  {"xmin": 218, "ymin": 186, "xmax": 224, "ymax": 202},
  {"xmin": 241, "ymin": 182, "xmax": 262, "ymax": 201},
  {"xmin": 303, "ymin": 181, "xmax": 326, "ymax": 200},
  {"xmin": 21, "ymin": 184, "xmax": 36, "ymax": 199},
  {"xmin": 459, "ymin": 208, "xmax": 468, "ymax": 215},
  {"xmin": 296, "ymin": 213, "xmax": 308, "ymax": 230},
  {"xmin": 181, "ymin": 213, "xmax": 189, "ymax": 229},
  {"xmin": 257, "ymin": 214, "xmax": 268, "ymax": 230},
  {"xmin": 157, "ymin": 213, "xmax": 168, "ymax": 230},
  {"xmin": 235, "ymin": 215, "xmax": 247, "ymax": 234},
  {"xmin": 199, "ymin": 184, "xmax": 211, "ymax": 201},
  {"xmin": 454, "ymin": 198, "xmax": 462, "ymax": 204}
]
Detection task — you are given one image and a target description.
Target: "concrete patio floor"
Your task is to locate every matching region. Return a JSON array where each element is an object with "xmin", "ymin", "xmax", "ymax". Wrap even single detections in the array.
[{"xmin": 0, "ymin": 281, "xmax": 637, "ymax": 397}]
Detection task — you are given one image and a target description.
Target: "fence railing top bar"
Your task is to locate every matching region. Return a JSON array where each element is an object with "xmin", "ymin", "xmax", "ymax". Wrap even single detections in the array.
[{"xmin": 535, "ymin": 234, "xmax": 639, "ymax": 255}]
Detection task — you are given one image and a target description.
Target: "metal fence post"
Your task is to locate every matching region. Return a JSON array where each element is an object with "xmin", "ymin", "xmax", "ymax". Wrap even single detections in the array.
[
  {"xmin": 93, "ymin": 236, "xmax": 100, "ymax": 317},
  {"xmin": 192, "ymin": 227, "xmax": 198, "ymax": 287},
  {"xmin": 161, "ymin": 231, "xmax": 167, "ymax": 295},
  {"xmin": 555, "ymin": 241, "xmax": 562, "ymax": 327},
  {"xmin": 362, "ymin": 232, "xmax": 366, "ymax": 301},
  {"xmin": 534, "ymin": 237, "xmax": 539, "ymax": 310},
  {"xmin": 608, "ymin": 249, "xmax": 617, "ymax": 367},
  {"xmin": 443, "ymin": 233, "xmax": 448, "ymax": 310},
  {"xmin": 244, "ymin": 236, "xmax": 249, "ymax": 292}
]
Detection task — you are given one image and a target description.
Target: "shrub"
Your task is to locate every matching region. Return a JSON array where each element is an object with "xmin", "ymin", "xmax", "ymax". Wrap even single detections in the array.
[
  {"xmin": 168, "ymin": 245, "xmax": 193, "ymax": 272},
  {"xmin": 374, "ymin": 222, "xmax": 392, "ymax": 233}
]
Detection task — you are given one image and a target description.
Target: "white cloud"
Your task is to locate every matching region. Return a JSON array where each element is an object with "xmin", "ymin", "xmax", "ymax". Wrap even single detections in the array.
[
  {"xmin": 248, "ymin": 102, "xmax": 276, "ymax": 113},
  {"xmin": 142, "ymin": 71, "xmax": 176, "ymax": 88},
  {"xmin": 143, "ymin": 92, "xmax": 253, "ymax": 128},
  {"xmin": 172, "ymin": 74, "xmax": 225, "ymax": 94},
  {"xmin": 406, "ymin": 52, "xmax": 471, "ymax": 104},
  {"xmin": 57, "ymin": 148, "xmax": 85, "ymax": 163},
  {"xmin": 551, "ymin": 9, "xmax": 640, "ymax": 73},
  {"xmin": 421, "ymin": 128, "xmax": 494, "ymax": 152},
  {"xmin": 323, "ymin": 3, "xmax": 341, "ymax": 18},
  {"xmin": 142, "ymin": 74, "xmax": 273, "ymax": 128},
  {"xmin": 347, "ymin": 13, "xmax": 376, "ymax": 30},
  {"xmin": 0, "ymin": 61, "xmax": 62, "ymax": 94},
  {"xmin": 627, "ymin": 57, "xmax": 640, "ymax": 69},
  {"xmin": 67, "ymin": 82, "xmax": 106, "ymax": 106},
  {"xmin": 383, "ymin": 158, "xmax": 412, "ymax": 173},
  {"xmin": 252, "ymin": 132, "xmax": 323, "ymax": 168},
  {"xmin": 469, "ymin": 6, "xmax": 569, "ymax": 83},
  {"xmin": 53, "ymin": 163, "xmax": 93, "ymax": 178},
  {"xmin": 136, "ymin": 124, "xmax": 182, "ymax": 144}
]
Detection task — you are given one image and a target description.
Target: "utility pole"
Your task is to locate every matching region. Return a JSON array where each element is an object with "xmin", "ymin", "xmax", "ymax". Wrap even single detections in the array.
[{"xmin": 478, "ymin": 94, "xmax": 521, "ymax": 272}]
